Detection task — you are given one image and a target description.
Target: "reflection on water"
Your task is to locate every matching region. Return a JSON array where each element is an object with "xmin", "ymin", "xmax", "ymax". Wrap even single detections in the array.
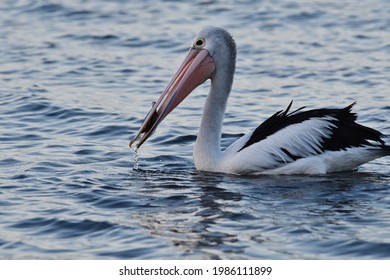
[{"xmin": 0, "ymin": 0, "xmax": 389, "ymax": 259}]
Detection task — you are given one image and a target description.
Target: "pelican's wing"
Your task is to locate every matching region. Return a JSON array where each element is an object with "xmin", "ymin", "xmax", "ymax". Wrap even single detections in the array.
[{"xmin": 224, "ymin": 102, "xmax": 389, "ymax": 174}]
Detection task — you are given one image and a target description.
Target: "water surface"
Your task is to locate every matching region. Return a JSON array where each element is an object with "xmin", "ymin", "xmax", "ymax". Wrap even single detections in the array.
[{"xmin": 0, "ymin": 0, "xmax": 389, "ymax": 259}]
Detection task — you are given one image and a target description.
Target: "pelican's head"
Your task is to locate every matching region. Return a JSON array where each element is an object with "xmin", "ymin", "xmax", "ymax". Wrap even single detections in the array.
[{"xmin": 130, "ymin": 27, "xmax": 236, "ymax": 149}]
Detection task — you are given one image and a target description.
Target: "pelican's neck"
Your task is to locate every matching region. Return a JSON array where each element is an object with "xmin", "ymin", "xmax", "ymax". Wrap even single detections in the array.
[{"xmin": 193, "ymin": 73, "xmax": 232, "ymax": 171}]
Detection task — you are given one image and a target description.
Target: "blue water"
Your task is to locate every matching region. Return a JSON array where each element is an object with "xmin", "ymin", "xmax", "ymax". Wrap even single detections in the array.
[{"xmin": 1, "ymin": 0, "xmax": 390, "ymax": 259}]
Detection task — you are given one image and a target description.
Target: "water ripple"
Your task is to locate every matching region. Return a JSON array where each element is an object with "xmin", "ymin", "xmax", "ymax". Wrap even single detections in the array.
[{"xmin": 0, "ymin": 0, "xmax": 389, "ymax": 260}]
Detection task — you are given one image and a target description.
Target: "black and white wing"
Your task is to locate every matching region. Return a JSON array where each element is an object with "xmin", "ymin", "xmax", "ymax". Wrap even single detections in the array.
[{"xmin": 224, "ymin": 102, "xmax": 389, "ymax": 174}]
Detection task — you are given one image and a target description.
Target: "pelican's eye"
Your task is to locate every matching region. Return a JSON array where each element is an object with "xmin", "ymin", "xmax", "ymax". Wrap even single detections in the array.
[{"xmin": 194, "ymin": 38, "xmax": 206, "ymax": 48}]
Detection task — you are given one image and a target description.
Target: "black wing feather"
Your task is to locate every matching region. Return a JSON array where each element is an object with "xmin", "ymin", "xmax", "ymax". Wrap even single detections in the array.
[{"xmin": 239, "ymin": 101, "xmax": 387, "ymax": 153}]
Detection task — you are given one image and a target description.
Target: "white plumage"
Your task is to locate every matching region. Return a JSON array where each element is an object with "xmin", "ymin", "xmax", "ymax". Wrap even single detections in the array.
[{"xmin": 224, "ymin": 118, "xmax": 338, "ymax": 173}]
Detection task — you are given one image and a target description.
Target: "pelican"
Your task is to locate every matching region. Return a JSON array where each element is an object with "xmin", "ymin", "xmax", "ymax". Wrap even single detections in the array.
[{"xmin": 130, "ymin": 27, "xmax": 389, "ymax": 175}]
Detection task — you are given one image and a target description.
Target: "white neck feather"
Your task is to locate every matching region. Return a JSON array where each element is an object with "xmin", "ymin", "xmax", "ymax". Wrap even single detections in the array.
[{"xmin": 193, "ymin": 73, "xmax": 231, "ymax": 172}]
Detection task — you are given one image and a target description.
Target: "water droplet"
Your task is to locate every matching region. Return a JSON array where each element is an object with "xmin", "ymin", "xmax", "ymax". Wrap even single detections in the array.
[{"xmin": 132, "ymin": 146, "xmax": 139, "ymax": 170}]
